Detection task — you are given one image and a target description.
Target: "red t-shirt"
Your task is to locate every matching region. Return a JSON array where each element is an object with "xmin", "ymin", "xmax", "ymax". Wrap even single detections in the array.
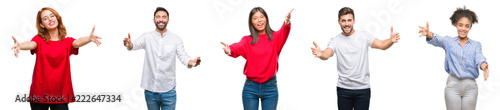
[
  {"xmin": 29, "ymin": 35, "xmax": 78, "ymax": 104},
  {"xmin": 228, "ymin": 22, "xmax": 291, "ymax": 83}
]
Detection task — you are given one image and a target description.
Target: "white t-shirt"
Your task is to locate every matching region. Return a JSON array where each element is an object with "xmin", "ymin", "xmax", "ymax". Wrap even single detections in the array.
[{"xmin": 328, "ymin": 31, "xmax": 375, "ymax": 90}]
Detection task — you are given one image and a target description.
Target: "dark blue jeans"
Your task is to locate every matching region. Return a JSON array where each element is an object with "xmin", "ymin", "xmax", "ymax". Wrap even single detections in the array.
[
  {"xmin": 242, "ymin": 76, "xmax": 278, "ymax": 110},
  {"xmin": 337, "ymin": 87, "xmax": 371, "ymax": 110}
]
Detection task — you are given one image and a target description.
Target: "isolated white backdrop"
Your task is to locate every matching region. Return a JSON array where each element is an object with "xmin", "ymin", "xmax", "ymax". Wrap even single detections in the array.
[{"xmin": 1, "ymin": 0, "xmax": 499, "ymax": 110}]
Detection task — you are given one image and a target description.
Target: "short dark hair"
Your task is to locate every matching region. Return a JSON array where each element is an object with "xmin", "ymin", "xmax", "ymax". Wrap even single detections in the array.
[
  {"xmin": 338, "ymin": 7, "xmax": 355, "ymax": 20},
  {"xmin": 154, "ymin": 7, "xmax": 169, "ymax": 19},
  {"xmin": 450, "ymin": 6, "xmax": 477, "ymax": 26}
]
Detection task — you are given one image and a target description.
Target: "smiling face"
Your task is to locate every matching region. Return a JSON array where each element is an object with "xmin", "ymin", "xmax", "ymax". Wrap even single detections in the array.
[
  {"xmin": 338, "ymin": 14, "xmax": 355, "ymax": 36},
  {"xmin": 455, "ymin": 17, "xmax": 471, "ymax": 38},
  {"xmin": 252, "ymin": 11, "xmax": 266, "ymax": 34},
  {"xmin": 39, "ymin": 10, "xmax": 59, "ymax": 31},
  {"xmin": 154, "ymin": 11, "xmax": 169, "ymax": 31}
]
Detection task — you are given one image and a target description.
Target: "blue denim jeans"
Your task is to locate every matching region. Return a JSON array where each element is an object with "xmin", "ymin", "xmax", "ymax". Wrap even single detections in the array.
[
  {"xmin": 337, "ymin": 87, "xmax": 371, "ymax": 110},
  {"xmin": 242, "ymin": 76, "xmax": 278, "ymax": 110},
  {"xmin": 144, "ymin": 87, "xmax": 176, "ymax": 110}
]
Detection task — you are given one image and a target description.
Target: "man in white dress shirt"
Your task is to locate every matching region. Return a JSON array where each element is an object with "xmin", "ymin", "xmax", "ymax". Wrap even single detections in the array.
[{"xmin": 123, "ymin": 7, "xmax": 201, "ymax": 110}]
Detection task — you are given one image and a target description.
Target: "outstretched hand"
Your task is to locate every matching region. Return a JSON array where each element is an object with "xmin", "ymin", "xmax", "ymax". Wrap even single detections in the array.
[
  {"xmin": 89, "ymin": 25, "xmax": 102, "ymax": 47},
  {"xmin": 418, "ymin": 22, "xmax": 431, "ymax": 38},
  {"xmin": 188, "ymin": 57, "xmax": 201, "ymax": 67},
  {"xmin": 11, "ymin": 36, "xmax": 20, "ymax": 58},
  {"xmin": 311, "ymin": 41, "xmax": 322, "ymax": 58},
  {"xmin": 221, "ymin": 42, "xmax": 231, "ymax": 55},
  {"xmin": 482, "ymin": 63, "xmax": 489, "ymax": 81},
  {"xmin": 285, "ymin": 8, "xmax": 294, "ymax": 25},
  {"xmin": 123, "ymin": 33, "xmax": 133, "ymax": 50},
  {"xmin": 390, "ymin": 26, "xmax": 400, "ymax": 43}
]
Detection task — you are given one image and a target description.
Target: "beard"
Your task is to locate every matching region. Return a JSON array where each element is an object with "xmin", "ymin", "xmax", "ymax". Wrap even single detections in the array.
[
  {"xmin": 155, "ymin": 21, "xmax": 167, "ymax": 31},
  {"xmin": 342, "ymin": 25, "xmax": 353, "ymax": 35}
]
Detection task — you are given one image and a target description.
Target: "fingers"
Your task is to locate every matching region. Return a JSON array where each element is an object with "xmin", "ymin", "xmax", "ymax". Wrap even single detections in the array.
[
  {"xmin": 11, "ymin": 36, "xmax": 20, "ymax": 57},
  {"xmin": 311, "ymin": 41, "xmax": 322, "ymax": 58},
  {"xmin": 484, "ymin": 69, "xmax": 489, "ymax": 81},
  {"xmin": 418, "ymin": 26, "xmax": 425, "ymax": 29},
  {"xmin": 394, "ymin": 33, "xmax": 401, "ymax": 43},
  {"xmin": 196, "ymin": 57, "xmax": 201, "ymax": 66},
  {"xmin": 221, "ymin": 42, "xmax": 231, "ymax": 55},
  {"xmin": 287, "ymin": 8, "xmax": 294, "ymax": 17},
  {"xmin": 94, "ymin": 36, "xmax": 102, "ymax": 46},
  {"xmin": 124, "ymin": 33, "xmax": 132, "ymax": 46},
  {"xmin": 190, "ymin": 57, "xmax": 202, "ymax": 67},
  {"xmin": 418, "ymin": 22, "xmax": 428, "ymax": 37}
]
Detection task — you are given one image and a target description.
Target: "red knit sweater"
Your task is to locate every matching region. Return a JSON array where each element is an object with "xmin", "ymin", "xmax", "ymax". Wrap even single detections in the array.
[{"xmin": 228, "ymin": 22, "xmax": 291, "ymax": 83}]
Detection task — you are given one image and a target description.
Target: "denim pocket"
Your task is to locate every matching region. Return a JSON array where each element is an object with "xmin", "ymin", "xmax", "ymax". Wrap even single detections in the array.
[
  {"xmin": 167, "ymin": 88, "xmax": 176, "ymax": 94},
  {"xmin": 267, "ymin": 80, "xmax": 277, "ymax": 87},
  {"xmin": 245, "ymin": 79, "xmax": 253, "ymax": 86}
]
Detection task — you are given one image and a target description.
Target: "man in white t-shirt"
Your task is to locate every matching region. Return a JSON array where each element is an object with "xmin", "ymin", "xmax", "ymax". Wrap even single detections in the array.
[{"xmin": 310, "ymin": 7, "xmax": 400, "ymax": 110}]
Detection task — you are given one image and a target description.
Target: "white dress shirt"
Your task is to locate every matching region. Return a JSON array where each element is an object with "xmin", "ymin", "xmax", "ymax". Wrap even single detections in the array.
[{"xmin": 132, "ymin": 30, "xmax": 192, "ymax": 92}]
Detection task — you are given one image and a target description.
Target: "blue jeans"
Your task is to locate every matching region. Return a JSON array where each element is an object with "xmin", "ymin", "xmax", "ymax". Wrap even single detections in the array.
[
  {"xmin": 144, "ymin": 87, "xmax": 176, "ymax": 110},
  {"xmin": 337, "ymin": 87, "xmax": 371, "ymax": 110},
  {"xmin": 242, "ymin": 76, "xmax": 278, "ymax": 110}
]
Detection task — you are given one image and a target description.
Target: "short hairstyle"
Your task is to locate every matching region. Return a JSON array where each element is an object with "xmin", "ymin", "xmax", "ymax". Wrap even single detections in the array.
[
  {"xmin": 338, "ymin": 7, "xmax": 355, "ymax": 20},
  {"xmin": 450, "ymin": 6, "xmax": 478, "ymax": 26},
  {"xmin": 154, "ymin": 7, "xmax": 169, "ymax": 19}
]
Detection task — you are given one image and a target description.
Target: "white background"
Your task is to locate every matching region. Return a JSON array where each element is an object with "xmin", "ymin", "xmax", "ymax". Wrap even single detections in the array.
[{"xmin": 1, "ymin": 0, "xmax": 499, "ymax": 110}]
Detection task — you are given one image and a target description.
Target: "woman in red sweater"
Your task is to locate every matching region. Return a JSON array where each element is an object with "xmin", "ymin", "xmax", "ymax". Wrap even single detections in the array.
[
  {"xmin": 221, "ymin": 7, "xmax": 293, "ymax": 110},
  {"xmin": 11, "ymin": 7, "xmax": 101, "ymax": 110}
]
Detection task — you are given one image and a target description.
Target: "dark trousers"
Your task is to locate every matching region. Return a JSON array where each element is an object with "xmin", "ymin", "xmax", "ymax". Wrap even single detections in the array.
[
  {"xmin": 337, "ymin": 87, "xmax": 371, "ymax": 110},
  {"xmin": 30, "ymin": 102, "xmax": 68, "ymax": 110}
]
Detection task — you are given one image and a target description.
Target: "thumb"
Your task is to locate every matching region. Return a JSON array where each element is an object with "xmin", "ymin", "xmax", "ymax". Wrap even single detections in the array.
[
  {"xmin": 91, "ymin": 25, "xmax": 95, "ymax": 34},
  {"xmin": 128, "ymin": 33, "xmax": 131, "ymax": 39},
  {"xmin": 426, "ymin": 21, "xmax": 429, "ymax": 28},
  {"xmin": 391, "ymin": 26, "xmax": 394, "ymax": 33},
  {"xmin": 12, "ymin": 36, "xmax": 17, "ymax": 43},
  {"xmin": 220, "ymin": 42, "xmax": 228, "ymax": 46},
  {"xmin": 313, "ymin": 41, "xmax": 319, "ymax": 48}
]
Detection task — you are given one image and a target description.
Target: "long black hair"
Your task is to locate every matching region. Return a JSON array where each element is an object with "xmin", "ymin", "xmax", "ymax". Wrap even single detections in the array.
[{"xmin": 248, "ymin": 7, "xmax": 274, "ymax": 45}]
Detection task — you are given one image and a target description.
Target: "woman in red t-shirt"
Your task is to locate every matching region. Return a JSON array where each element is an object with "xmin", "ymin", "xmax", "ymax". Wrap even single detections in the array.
[
  {"xmin": 220, "ymin": 7, "xmax": 293, "ymax": 110},
  {"xmin": 11, "ymin": 7, "xmax": 101, "ymax": 110}
]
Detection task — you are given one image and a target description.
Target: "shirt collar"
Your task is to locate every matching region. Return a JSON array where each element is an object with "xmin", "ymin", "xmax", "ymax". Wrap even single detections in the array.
[
  {"xmin": 453, "ymin": 37, "xmax": 471, "ymax": 44},
  {"xmin": 154, "ymin": 30, "xmax": 169, "ymax": 37}
]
